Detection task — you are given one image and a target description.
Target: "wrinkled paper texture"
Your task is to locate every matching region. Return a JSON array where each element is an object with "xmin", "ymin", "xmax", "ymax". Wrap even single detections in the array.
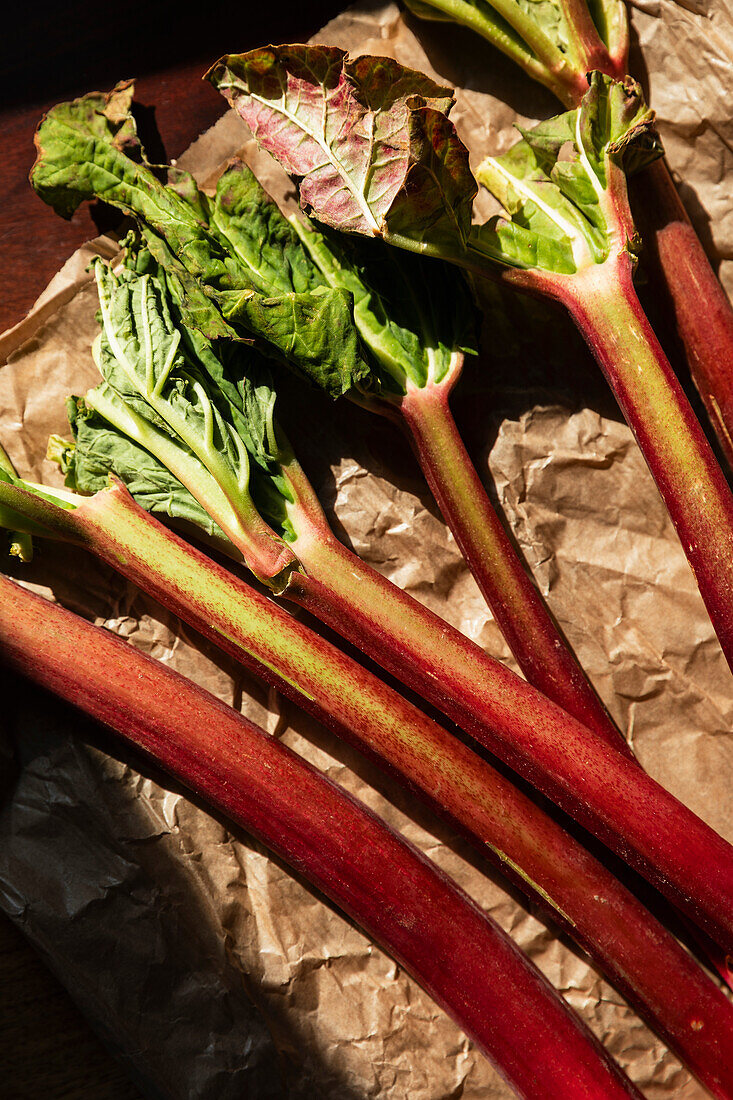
[{"xmin": 1, "ymin": 2, "xmax": 733, "ymax": 1097}]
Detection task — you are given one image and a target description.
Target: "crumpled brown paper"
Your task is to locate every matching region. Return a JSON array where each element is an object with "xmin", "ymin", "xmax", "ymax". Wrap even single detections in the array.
[{"xmin": 1, "ymin": 2, "xmax": 732, "ymax": 1097}]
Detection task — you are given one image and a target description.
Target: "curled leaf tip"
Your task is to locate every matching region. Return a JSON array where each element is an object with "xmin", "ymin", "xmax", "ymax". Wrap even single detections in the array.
[
  {"xmin": 473, "ymin": 73, "xmax": 661, "ymax": 277},
  {"xmin": 31, "ymin": 79, "xmax": 142, "ymax": 220}
]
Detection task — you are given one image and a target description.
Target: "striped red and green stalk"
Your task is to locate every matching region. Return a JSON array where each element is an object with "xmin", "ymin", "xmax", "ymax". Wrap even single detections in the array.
[
  {"xmin": 379, "ymin": 355, "xmax": 733, "ymax": 992},
  {"xmin": 294, "ymin": 216, "xmax": 625, "ymax": 749},
  {"xmin": 1, "ymin": 575, "xmax": 651, "ymax": 1100},
  {"xmin": 559, "ymin": 25, "xmax": 733, "ymax": 474},
  {"xmin": 57, "ymin": 389, "xmax": 733, "ymax": 958},
  {"xmin": 380, "ymin": 370, "xmax": 626, "ymax": 750},
  {"xmin": 561, "ymin": 8, "xmax": 733, "ymax": 473},
  {"xmin": 5, "ymin": 476, "xmax": 733, "ymax": 1100},
  {"xmin": 408, "ymin": 0, "xmax": 733, "ymax": 468},
  {"xmin": 495, "ymin": 249, "xmax": 733, "ymax": 671},
  {"xmin": 261, "ymin": 463, "xmax": 733, "ymax": 957}
]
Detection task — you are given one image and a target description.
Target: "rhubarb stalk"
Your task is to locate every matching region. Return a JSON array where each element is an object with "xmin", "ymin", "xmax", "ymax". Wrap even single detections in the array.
[
  {"xmin": 4, "ymin": 472, "xmax": 733, "ymax": 967},
  {"xmin": 387, "ymin": 374, "xmax": 621, "ymax": 746},
  {"xmin": 403, "ymin": 0, "xmax": 628, "ymax": 106},
  {"xmin": 289, "ymin": 216, "xmax": 623, "ymax": 747},
  {"xmin": 32, "ymin": 257, "xmax": 733, "ymax": 955},
  {"xmin": 1, "ymin": 574, "xmax": 651, "ymax": 1100},
  {"xmin": 2, "ymin": 477, "xmax": 733, "ymax": 1094},
  {"xmin": 212, "ymin": 51, "xmax": 733, "ymax": 673},
  {"xmin": 403, "ymin": 0, "xmax": 733, "ymax": 470},
  {"xmin": 529, "ymin": 253, "xmax": 733, "ymax": 663}
]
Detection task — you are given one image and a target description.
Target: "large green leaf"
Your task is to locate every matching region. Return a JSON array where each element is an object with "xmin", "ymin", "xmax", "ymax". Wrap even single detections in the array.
[
  {"xmin": 93, "ymin": 261, "xmax": 268, "ymax": 520},
  {"xmin": 32, "ymin": 82, "xmax": 243, "ymax": 299},
  {"xmin": 293, "ymin": 218, "xmax": 478, "ymax": 391},
  {"xmin": 93, "ymin": 258, "xmax": 300, "ymax": 548},
  {"xmin": 210, "ymin": 160, "xmax": 326, "ymax": 296},
  {"xmin": 32, "ymin": 84, "xmax": 369, "ymax": 394},
  {"xmin": 472, "ymin": 73, "xmax": 662, "ymax": 275},
  {"xmin": 208, "ymin": 46, "xmax": 476, "ymax": 257},
  {"xmin": 218, "ymin": 283, "xmax": 367, "ymax": 397}
]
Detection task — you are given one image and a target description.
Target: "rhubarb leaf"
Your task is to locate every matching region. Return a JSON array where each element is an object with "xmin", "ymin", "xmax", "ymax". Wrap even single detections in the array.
[
  {"xmin": 32, "ymin": 85, "xmax": 369, "ymax": 395},
  {"xmin": 472, "ymin": 73, "xmax": 662, "ymax": 275},
  {"xmin": 208, "ymin": 46, "xmax": 476, "ymax": 256},
  {"xmin": 89, "ymin": 260, "xmax": 299, "ymax": 554},
  {"xmin": 129, "ymin": 227, "xmax": 238, "ymax": 342},
  {"xmin": 92, "ymin": 259, "xmax": 266, "ymax": 526},
  {"xmin": 51, "ymin": 397, "xmax": 229, "ymax": 543},
  {"xmin": 210, "ymin": 160, "xmax": 326, "ymax": 296},
  {"xmin": 293, "ymin": 218, "xmax": 478, "ymax": 391},
  {"xmin": 32, "ymin": 82, "xmax": 243, "ymax": 298},
  {"xmin": 218, "ymin": 285, "xmax": 367, "ymax": 397},
  {"xmin": 206, "ymin": 160, "xmax": 369, "ymax": 396}
]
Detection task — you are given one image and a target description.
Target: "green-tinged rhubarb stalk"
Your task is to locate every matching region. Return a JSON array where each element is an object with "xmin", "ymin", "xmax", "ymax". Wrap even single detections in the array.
[
  {"xmin": 41, "ymin": 253, "xmax": 733, "ymax": 958},
  {"xmin": 289, "ymin": 215, "xmax": 622, "ymax": 747},
  {"xmin": 2, "ymin": 477, "xmax": 733, "ymax": 1096},
  {"xmin": 29, "ymin": 85, "xmax": 626, "ymax": 749},
  {"xmin": 403, "ymin": 0, "xmax": 733, "ymax": 471},
  {"xmin": 210, "ymin": 49, "xmax": 733, "ymax": 674},
  {"xmin": 404, "ymin": 0, "xmax": 627, "ymax": 107},
  {"xmin": 1, "ymin": 574, "xmax": 650, "ymax": 1100}
]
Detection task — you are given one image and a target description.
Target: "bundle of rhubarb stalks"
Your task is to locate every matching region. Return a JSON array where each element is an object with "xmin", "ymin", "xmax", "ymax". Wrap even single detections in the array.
[{"xmin": 2, "ymin": 0, "xmax": 733, "ymax": 1096}]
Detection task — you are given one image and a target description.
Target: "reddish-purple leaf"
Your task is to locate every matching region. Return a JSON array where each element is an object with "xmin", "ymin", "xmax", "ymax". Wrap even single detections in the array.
[{"xmin": 208, "ymin": 45, "xmax": 477, "ymax": 253}]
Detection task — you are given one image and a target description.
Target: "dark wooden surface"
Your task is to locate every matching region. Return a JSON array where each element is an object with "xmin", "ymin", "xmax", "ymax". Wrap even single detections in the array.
[
  {"xmin": 0, "ymin": 3, "xmax": 343, "ymax": 1095},
  {"xmin": 0, "ymin": 914, "xmax": 140, "ymax": 1099}
]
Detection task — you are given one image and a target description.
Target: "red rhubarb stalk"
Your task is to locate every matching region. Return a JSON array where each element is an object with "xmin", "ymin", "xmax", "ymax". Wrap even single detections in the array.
[
  {"xmin": 556, "ymin": 18, "xmax": 733, "ymax": 473},
  {"xmin": 290, "ymin": 217, "xmax": 626, "ymax": 751},
  {"xmin": 408, "ymin": 0, "xmax": 733, "ymax": 468},
  {"xmin": 560, "ymin": 14, "xmax": 733, "ymax": 473},
  {"xmin": 0, "ymin": 574, "xmax": 649, "ymax": 1100},
  {"xmin": 395, "ymin": 377, "xmax": 625, "ymax": 749},
  {"xmin": 3, "ymin": 480, "xmax": 733, "ymax": 1095},
  {"xmin": 631, "ymin": 158, "xmax": 733, "ymax": 470},
  {"xmin": 513, "ymin": 252, "xmax": 733, "ymax": 666},
  {"xmin": 9, "ymin": 476, "xmax": 733, "ymax": 959}
]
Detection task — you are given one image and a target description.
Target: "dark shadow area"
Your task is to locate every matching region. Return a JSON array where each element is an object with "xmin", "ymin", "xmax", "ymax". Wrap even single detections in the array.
[
  {"xmin": 402, "ymin": 8, "xmax": 559, "ymax": 120},
  {"xmin": 1, "ymin": 1, "xmax": 346, "ymax": 111},
  {"xmin": 626, "ymin": 18, "xmax": 650, "ymax": 104},
  {"xmin": 0, "ymin": 672, "xmax": 363, "ymax": 1099}
]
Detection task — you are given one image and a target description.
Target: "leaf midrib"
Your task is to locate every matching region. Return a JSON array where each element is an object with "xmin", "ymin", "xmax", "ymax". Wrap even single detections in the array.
[{"xmin": 242, "ymin": 85, "xmax": 382, "ymax": 234}]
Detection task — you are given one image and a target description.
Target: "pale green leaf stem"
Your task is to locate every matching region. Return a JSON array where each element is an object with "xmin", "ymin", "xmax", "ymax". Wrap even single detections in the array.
[
  {"xmin": 403, "ymin": 0, "xmax": 628, "ymax": 106},
  {"xmin": 90, "ymin": 260, "xmax": 298, "ymax": 584}
]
